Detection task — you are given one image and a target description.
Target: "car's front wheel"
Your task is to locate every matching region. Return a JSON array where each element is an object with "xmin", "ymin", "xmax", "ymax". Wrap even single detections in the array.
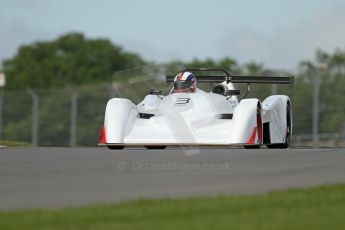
[{"xmin": 107, "ymin": 145, "xmax": 124, "ymax": 150}]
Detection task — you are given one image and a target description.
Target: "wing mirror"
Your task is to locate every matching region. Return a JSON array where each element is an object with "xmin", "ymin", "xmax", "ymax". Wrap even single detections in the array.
[{"xmin": 212, "ymin": 84, "xmax": 226, "ymax": 95}]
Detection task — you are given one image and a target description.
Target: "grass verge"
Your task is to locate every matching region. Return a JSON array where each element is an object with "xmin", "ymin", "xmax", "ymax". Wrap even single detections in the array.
[
  {"xmin": 0, "ymin": 140, "xmax": 31, "ymax": 147},
  {"xmin": 1, "ymin": 184, "xmax": 345, "ymax": 230}
]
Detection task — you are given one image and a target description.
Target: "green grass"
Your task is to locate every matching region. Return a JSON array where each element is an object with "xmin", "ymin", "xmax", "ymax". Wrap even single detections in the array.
[
  {"xmin": 0, "ymin": 140, "xmax": 31, "ymax": 147},
  {"xmin": 1, "ymin": 184, "xmax": 345, "ymax": 230}
]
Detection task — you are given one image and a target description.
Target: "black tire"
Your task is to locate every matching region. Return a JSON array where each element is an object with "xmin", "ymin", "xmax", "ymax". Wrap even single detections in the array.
[
  {"xmin": 267, "ymin": 103, "xmax": 291, "ymax": 149},
  {"xmin": 244, "ymin": 145, "xmax": 261, "ymax": 149},
  {"xmin": 145, "ymin": 146, "xmax": 167, "ymax": 149},
  {"xmin": 107, "ymin": 145, "xmax": 124, "ymax": 150}
]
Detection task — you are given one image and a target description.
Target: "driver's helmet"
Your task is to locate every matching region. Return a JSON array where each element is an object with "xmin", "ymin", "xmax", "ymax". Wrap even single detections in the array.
[{"xmin": 173, "ymin": 71, "xmax": 197, "ymax": 93}]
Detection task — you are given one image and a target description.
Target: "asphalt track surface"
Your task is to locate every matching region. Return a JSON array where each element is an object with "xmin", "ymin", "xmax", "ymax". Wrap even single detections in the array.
[{"xmin": 0, "ymin": 147, "xmax": 344, "ymax": 210}]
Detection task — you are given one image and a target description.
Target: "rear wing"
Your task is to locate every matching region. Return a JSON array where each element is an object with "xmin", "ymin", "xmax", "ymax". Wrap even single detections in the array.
[{"xmin": 166, "ymin": 68, "xmax": 294, "ymax": 88}]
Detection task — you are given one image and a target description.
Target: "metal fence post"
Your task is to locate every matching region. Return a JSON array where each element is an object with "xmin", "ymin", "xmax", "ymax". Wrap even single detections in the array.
[
  {"xmin": 312, "ymin": 69, "xmax": 321, "ymax": 146},
  {"xmin": 68, "ymin": 87, "xmax": 78, "ymax": 147},
  {"xmin": 27, "ymin": 88, "xmax": 39, "ymax": 147},
  {"xmin": 271, "ymin": 84, "xmax": 277, "ymax": 95},
  {"xmin": 0, "ymin": 88, "xmax": 3, "ymax": 140}
]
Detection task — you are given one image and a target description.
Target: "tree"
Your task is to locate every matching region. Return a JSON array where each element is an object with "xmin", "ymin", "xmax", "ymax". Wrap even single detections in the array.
[
  {"xmin": 2, "ymin": 33, "xmax": 145, "ymax": 89},
  {"xmin": 297, "ymin": 48, "xmax": 345, "ymax": 134}
]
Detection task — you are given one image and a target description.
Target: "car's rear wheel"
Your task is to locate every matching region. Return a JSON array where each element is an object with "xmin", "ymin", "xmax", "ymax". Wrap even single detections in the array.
[
  {"xmin": 107, "ymin": 145, "xmax": 124, "ymax": 150},
  {"xmin": 145, "ymin": 146, "xmax": 167, "ymax": 149},
  {"xmin": 244, "ymin": 106, "xmax": 262, "ymax": 149},
  {"xmin": 267, "ymin": 103, "xmax": 291, "ymax": 149}
]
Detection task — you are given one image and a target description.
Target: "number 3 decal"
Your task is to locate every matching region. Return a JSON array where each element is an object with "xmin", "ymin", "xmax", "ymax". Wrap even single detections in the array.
[{"xmin": 175, "ymin": 98, "xmax": 190, "ymax": 105}]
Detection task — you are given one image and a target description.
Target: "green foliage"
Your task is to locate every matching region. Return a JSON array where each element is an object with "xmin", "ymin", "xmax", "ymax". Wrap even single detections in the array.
[
  {"xmin": 2, "ymin": 33, "xmax": 145, "ymax": 89},
  {"xmin": 1, "ymin": 84, "xmax": 110, "ymax": 146},
  {"xmin": 37, "ymin": 88, "xmax": 71, "ymax": 146},
  {"xmin": 0, "ymin": 140, "xmax": 31, "ymax": 147},
  {"xmin": 289, "ymin": 77, "xmax": 313, "ymax": 133},
  {"xmin": 2, "ymin": 90, "xmax": 32, "ymax": 142},
  {"xmin": 165, "ymin": 57, "xmax": 241, "ymax": 74},
  {"xmin": 299, "ymin": 48, "xmax": 345, "ymax": 133},
  {"xmin": 320, "ymin": 75, "xmax": 345, "ymax": 132},
  {"xmin": 1, "ymin": 184, "xmax": 345, "ymax": 229}
]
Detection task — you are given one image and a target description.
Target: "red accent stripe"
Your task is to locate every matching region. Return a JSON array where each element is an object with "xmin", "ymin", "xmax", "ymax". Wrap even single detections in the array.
[
  {"xmin": 257, "ymin": 112, "xmax": 262, "ymax": 143},
  {"xmin": 247, "ymin": 127, "xmax": 257, "ymax": 144},
  {"xmin": 98, "ymin": 126, "xmax": 106, "ymax": 144}
]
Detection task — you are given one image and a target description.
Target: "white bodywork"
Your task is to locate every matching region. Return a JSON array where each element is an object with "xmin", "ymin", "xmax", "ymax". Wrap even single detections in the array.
[{"xmin": 103, "ymin": 82, "xmax": 291, "ymax": 146}]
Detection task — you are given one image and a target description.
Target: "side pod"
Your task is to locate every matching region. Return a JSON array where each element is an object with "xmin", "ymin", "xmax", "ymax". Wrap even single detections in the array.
[
  {"xmin": 262, "ymin": 95, "xmax": 291, "ymax": 145},
  {"xmin": 104, "ymin": 98, "xmax": 137, "ymax": 144},
  {"xmin": 231, "ymin": 99, "xmax": 261, "ymax": 144}
]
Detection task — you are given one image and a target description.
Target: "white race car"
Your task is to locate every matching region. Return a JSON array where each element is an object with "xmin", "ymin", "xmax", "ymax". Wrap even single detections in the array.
[{"xmin": 98, "ymin": 68, "xmax": 294, "ymax": 149}]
